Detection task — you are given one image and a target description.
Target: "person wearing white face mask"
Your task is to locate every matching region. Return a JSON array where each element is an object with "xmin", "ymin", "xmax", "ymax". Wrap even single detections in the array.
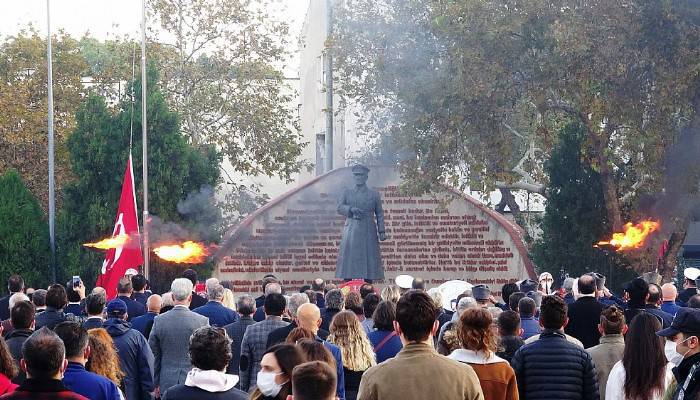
[
  {"xmin": 251, "ymin": 344, "xmax": 305, "ymax": 400},
  {"xmin": 656, "ymin": 307, "xmax": 700, "ymax": 400}
]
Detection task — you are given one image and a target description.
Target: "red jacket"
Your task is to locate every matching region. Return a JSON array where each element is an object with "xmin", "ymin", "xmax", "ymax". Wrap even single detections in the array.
[{"xmin": 0, "ymin": 374, "xmax": 17, "ymax": 396}]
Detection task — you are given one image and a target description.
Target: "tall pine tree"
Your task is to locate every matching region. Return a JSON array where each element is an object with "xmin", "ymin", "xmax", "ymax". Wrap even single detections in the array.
[
  {"xmin": 0, "ymin": 169, "xmax": 50, "ymax": 287},
  {"xmin": 531, "ymin": 123, "xmax": 633, "ymax": 289},
  {"xmin": 58, "ymin": 66, "xmax": 221, "ymax": 290}
]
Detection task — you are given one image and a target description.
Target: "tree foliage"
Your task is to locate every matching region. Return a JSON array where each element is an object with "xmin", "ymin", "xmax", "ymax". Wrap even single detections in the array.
[
  {"xmin": 147, "ymin": 0, "xmax": 307, "ymax": 180},
  {"xmin": 0, "ymin": 30, "xmax": 88, "ymax": 211},
  {"xmin": 0, "ymin": 169, "xmax": 50, "ymax": 287},
  {"xmin": 57, "ymin": 66, "xmax": 221, "ymax": 288},
  {"xmin": 334, "ymin": 0, "xmax": 700, "ymax": 232}
]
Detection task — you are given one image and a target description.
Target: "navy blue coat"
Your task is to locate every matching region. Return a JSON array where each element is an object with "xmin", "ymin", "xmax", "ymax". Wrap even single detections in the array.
[
  {"xmin": 131, "ymin": 312, "xmax": 158, "ymax": 338},
  {"xmin": 104, "ymin": 318, "xmax": 155, "ymax": 400},
  {"xmin": 162, "ymin": 385, "xmax": 247, "ymax": 400},
  {"xmin": 117, "ymin": 295, "xmax": 146, "ymax": 321},
  {"xmin": 193, "ymin": 301, "xmax": 238, "ymax": 327},
  {"xmin": 511, "ymin": 330, "xmax": 599, "ymax": 400}
]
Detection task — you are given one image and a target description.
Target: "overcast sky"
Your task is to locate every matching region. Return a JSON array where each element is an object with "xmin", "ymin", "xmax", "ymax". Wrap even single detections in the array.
[{"xmin": 0, "ymin": 0, "xmax": 310, "ymax": 74}]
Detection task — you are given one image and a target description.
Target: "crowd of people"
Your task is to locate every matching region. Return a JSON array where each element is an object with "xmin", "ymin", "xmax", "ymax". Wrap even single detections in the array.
[{"xmin": 0, "ymin": 268, "xmax": 700, "ymax": 399}]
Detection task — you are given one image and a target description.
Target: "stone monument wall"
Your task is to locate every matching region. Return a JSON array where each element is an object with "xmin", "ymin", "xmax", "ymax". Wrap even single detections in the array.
[{"xmin": 215, "ymin": 166, "xmax": 536, "ymax": 298}]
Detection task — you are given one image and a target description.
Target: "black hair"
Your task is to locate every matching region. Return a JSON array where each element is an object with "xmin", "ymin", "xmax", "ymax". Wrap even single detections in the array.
[
  {"xmin": 396, "ymin": 290, "xmax": 439, "ymax": 342},
  {"xmin": 85, "ymin": 293, "xmax": 106, "ymax": 316},
  {"xmin": 32, "ymin": 289, "xmax": 47, "ymax": 307},
  {"xmin": 131, "ymin": 274, "xmax": 147, "ymax": 291},
  {"xmin": 497, "ymin": 310, "xmax": 520, "ymax": 336},
  {"xmin": 117, "ymin": 277, "xmax": 133, "ymax": 294},
  {"xmin": 46, "ymin": 284, "xmax": 67, "ymax": 309},
  {"xmin": 65, "ymin": 285, "xmax": 81, "ymax": 303},
  {"xmin": 264, "ymin": 293, "xmax": 287, "ymax": 316},
  {"xmin": 501, "ymin": 283, "xmax": 519, "ymax": 306},
  {"xmin": 359, "ymin": 284, "xmax": 375, "ymax": 300},
  {"xmin": 647, "ymin": 283, "xmax": 662, "ymax": 304},
  {"xmin": 539, "ymin": 295, "xmax": 567, "ymax": 330},
  {"xmin": 508, "ymin": 292, "xmax": 526, "ymax": 313},
  {"xmin": 292, "ymin": 361, "xmax": 337, "ymax": 400},
  {"xmin": 372, "ymin": 300, "xmax": 396, "ymax": 331},
  {"xmin": 8, "ymin": 275, "xmax": 24, "ymax": 293},
  {"xmin": 11, "ymin": 301, "xmax": 35, "ymax": 330},
  {"xmin": 22, "ymin": 328, "xmax": 65, "ymax": 379},
  {"xmin": 363, "ymin": 293, "xmax": 380, "ymax": 319},
  {"xmin": 54, "ymin": 321, "xmax": 89, "ymax": 358},
  {"xmin": 411, "ymin": 278, "xmax": 426, "ymax": 291},
  {"xmin": 577, "ymin": 274, "xmax": 596, "ymax": 295},
  {"xmin": 183, "ymin": 269, "xmax": 198, "ymax": 286},
  {"xmin": 189, "ymin": 327, "xmax": 232, "ymax": 371},
  {"xmin": 518, "ymin": 297, "xmax": 536, "ymax": 317}
]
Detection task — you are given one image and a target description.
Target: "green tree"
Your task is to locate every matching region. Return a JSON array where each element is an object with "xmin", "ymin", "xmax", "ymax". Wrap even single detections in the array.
[
  {"xmin": 0, "ymin": 29, "xmax": 88, "ymax": 211},
  {"xmin": 0, "ymin": 169, "xmax": 50, "ymax": 287},
  {"xmin": 57, "ymin": 66, "xmax": 221, "ymax": 289},
  {"xmin": 531, "ymin": 123, "xmax": 632, "ymax": 289}
]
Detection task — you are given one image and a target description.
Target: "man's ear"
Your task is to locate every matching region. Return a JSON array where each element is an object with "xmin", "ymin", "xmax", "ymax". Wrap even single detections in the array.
[
  {"xmin": 621, "ymin": 325, "xmax": 628, "ymax": 335},
  {"xmin": 598, "ymin": 324, "xmax": 604, "ymax": 336},
  {"xmin": 19, "ymin": 359, "xmax": 27, "ymax": 373},
  {"xmin": 317, "ymin": 318, "xmax": 322, "ymax": 328},
  {"xmin": 431, "ymin": 320, "xmax": 439, "ymax": 337},
  {"xmin": 84, "ymin": 345, "xmax": 91, "ymax": 360},
  {"xmin": 286, "ymin": 396, "xmax": 294, "ymax": 400},
  {"xmin": 518, "ymin": 328, "xmax": 524, "ymax": 337},
  {"xmin": 60, "ymin": 358, "xmax": 68, "ymax": 376},
  {"xmin": 562, "ymin": 317, "xmax": 569, "ymax": 329},
  {"xmin": 393, "ymin": 321, "xmax": 402, "ymax": 336}
]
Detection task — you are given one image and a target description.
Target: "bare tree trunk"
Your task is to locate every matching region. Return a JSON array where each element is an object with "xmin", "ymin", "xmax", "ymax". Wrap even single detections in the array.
[
  {"xmin": 590, "ymin": 125, "xmax": 623, "ymax": 231},
  {"xmin": 495, "ymin": 188, "xmax": 521, "ymax": 219}
]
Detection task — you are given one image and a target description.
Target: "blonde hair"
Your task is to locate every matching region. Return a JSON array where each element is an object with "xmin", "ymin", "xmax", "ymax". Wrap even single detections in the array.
[
  {"xmin": 222, "ymin": 288, "xmax": 235, "ymax": 310},
  {"xmin": 380, "ymin": 285, "xmax": 401, "ymax": 303},
  {"xmin": 328, "ymin": 311, "xmax": 376, "ymax": 371},
  {"xmin": 86, "ymin": 328, "xmax": 125, "ymax": 386}
]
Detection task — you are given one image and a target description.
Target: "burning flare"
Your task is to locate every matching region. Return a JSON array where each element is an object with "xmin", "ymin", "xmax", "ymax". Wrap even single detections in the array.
[
  {"xmin": 153, "ymin": 241, "xmax": 208, "ymax": 264},
  {"xmin": 84, "ymin": 234, "xmax": 130, "ymax": 250},
  {"xmin": 597, "ymin": 220, "xmax": 661, "ymax": 251}
]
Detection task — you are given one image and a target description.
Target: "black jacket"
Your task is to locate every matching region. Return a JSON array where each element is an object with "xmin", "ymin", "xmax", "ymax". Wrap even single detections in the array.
[
  {"xmin": 511, "ymin": 330, "xmax": 599, "ymax": 400},
  {"xmin": 0, "ymin": 295, "xmax": 11, "ymax": 321},
  {"xmin": 672, "ymin": 352, "xmax": 700, "ymax": 400},
  {"xmin": 188, "ymin": 292, "xmax": 207, "ymax": 310},
  {"xmin": 116, "ymin": 296, "xmax": 146, "ymax": 321},
  {"xmin": 223, "ymin": 316, "xmax": 256, "ymax": 376},
  {"xmin": 678, "ymin": 287, "xmax": 697, "ymax": 307},
  {"xmin": 320, "ymin": 308, "xmax": 341, "ymax": 333},
  {"xmin": 6, "ymin": 328, "xmax": 31, "ymax": 384},
  {"xmin": 162, "ymin": 384, "xmax": 248, "ymax": 400},
  {"xmin": 564, "ymin": 297, "xmax": 605, "ymax": 348},
  {"xmin": 35, "ymin": 307, "xmax": 77, "ymax": 330},
  {"xmin": 497, "ymin": 335, "xmax": 525, "ymax": 364}
]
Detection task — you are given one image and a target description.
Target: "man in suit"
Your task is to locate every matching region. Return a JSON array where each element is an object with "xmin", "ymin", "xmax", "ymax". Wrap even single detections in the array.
[
  {"xmin": 312, "ymin": 278, "xmax": 326, "ymax": 309},
  {"xmin": 130, "ymin": 294, "xmax": 162, "ymax": 338},
  {"xmin": 320, "ymin": 289, "xmax": 344, "ymax": 332},
  {"xmin": 0, "ymin": 275, "xmax": 24, "ymax": 321},
  {"xmin": 116, "ymin": 277, "xmax": 145, "ymax": 321},
  {"xmin": 565, "ymin": 273, "xmax": 605, "ymax": 348},
  {"xmin": 266, "ymin": 293, "xmax": 310, "ymax": 348},
  {"xmin": 182, "ymin": 269, "xmax": 207, "ymax": 310},
  {"xmin": 130, "ymin": 274, "xmax": 150, "ymax": 307},
  {"xmin": 239, "ymin": 292, "xmax": 288, "ymax": 392},
  {"xmin": 224, "ymin": 294, "xmax": 256, "ymax": 378},
  {"xmin": 254, "ymin": 275, "xmax": 278, "ymax": 309},
  {"xmin": 149, "ymin": 278, "xmax": 209, "ymax": 397},
  {"xmin": 253, "ymin": 282, "xmax": 282, "ymax": 322},
  {"xmin": 82, "ymin": 293, "xmax": 105, "ymax": 330},
  {"xmin": 193, "ymin": 281, "xmax": 238, "ymax": 327}
]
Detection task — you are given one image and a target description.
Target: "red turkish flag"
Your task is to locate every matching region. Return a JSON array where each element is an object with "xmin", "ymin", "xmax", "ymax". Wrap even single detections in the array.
[{"xmin": 96, "ymin": 154, "xmax": 143, "ymax": 299}]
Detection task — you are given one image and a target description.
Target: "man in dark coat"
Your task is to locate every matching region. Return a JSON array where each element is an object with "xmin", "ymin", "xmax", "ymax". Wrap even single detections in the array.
[
  {"xmin": 335, "ymin": 164, "xmax": 386, "ymax": 281},
  {"xmin": 6, "ymin": 300, "xmax": 34, "ymax": 385},
  {"xmin": 116, "ymin": 277, "xmax": 145, "ymax": 321},
  {"xmin": 319, "ymin": 289, "xmax": 343, "ymax": 333},
  {"xmin": 193, "ymin": 283, "xmax": 238, "ymax": 327},
  {"xmin": 35, "ymin": 284, "xmax": 77, "ymax": 330},
  {"xmin": 82, "ymin": 293, "xmax": 105, "ymax": 331},
  {"xmin": 565, "ymin": 274, "xmax": 605, "ymax": 348},
  {"xmin": 182, "ymin": 269, "xmax": 207, "ymax": 310},
  {"xmin": 103, "ymin": 299, "xmax": 155, "ymax": 400},
  {"xmin": 130, "ymin": 274, "xmax": 150, "ymax": 306},
  {"xmin": 224, "ymin": 295, "xmax": 256, "ymax": 378},
  {"xmin": 511, "ymin": 295, "xmax": 599, "ymax": 400},
  {"xmin": 130, "ymin": 294, "xmax": 162, "ymax": 338},
  {"xmin": 645, "ymin": 283, "xmax": 674, "ymax": 329},
  {"xmin": 657, "ymin": 307, "xmax": 700, "ymax": 400},
  {"xmin": 0, "ymin": 275, "xmax": 24, "ymax": 321}
]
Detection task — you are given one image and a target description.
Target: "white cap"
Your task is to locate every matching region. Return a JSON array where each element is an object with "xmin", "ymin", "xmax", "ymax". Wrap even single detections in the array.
[
  {"xmin": 685, "ymin": 267, "xmax": 700, "ymax": 280},
  {"xmin": 395, "ymin": 275, "xmax": 414, "ymax": 289},
  {"xmin": 125, "ymin": 268, "xmax": 138, "ymax": 276}
]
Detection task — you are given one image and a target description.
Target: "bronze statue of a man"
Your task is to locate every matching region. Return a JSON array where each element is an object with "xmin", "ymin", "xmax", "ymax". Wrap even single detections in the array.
[{"xmin": 335, "ymin": 164, "xmax": 387, "ymax": 281}]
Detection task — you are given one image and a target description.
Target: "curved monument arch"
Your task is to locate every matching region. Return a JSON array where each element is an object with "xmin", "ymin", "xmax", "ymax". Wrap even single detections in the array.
[{"xmin": 215, "ymin": 166, "xmax": 536, "ymax": 297}]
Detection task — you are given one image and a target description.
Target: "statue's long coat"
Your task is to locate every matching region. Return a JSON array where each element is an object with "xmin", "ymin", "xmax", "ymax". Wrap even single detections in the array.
[{"xmin": 335, "ymin": 185, "xmax": 386, "ymax": 280}]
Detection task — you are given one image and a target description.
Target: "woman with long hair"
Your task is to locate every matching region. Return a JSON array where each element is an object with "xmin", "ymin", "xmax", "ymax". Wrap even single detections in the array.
[
  {"xmin": 0, "ymin": 337, "xmax": 17, "ymax": 395},
  {"xmin": 380, "ymin": 286, "xmax": 401, "ymax": 303},
  {"xmin": 222, "ymin": 288, "xmax": 236, "ymax": 311},
  {"xmin": 605, "ymin": 313, "xmax": 673, "ymax": 400},
  {"xmin": 327, "ymin": 311, "xmax": 376, "ymax": 400},
  {"xmin": 250, "ymin": 344, "xmax": 305, "ymax": 400},
  {"xmin": 286, "ymin": 327, "xmax": 316, "ymax": 344},
  {"xmin": 448, "ymin": 308, "xmax": 517, "ymax": 400},
  {"xmin": 86, "ymin": 328, "xmax": 125, "ymax": 393}
]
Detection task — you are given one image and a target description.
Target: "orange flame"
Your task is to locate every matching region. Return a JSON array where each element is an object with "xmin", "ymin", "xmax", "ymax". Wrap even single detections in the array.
[
  {"xmin": 83, "ymin": 234, "xmax": 130, "ymax": 250},
  {"xmin": 153, "ymin": 241, "xmax": 208, "ymax": 264},
  {"xmin": 597, "ymin": 220, "xmax": 661, "ymax": 251}
]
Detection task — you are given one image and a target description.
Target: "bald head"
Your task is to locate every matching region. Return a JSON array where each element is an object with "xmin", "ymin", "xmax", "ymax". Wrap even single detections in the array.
[
  {"xmin": 297, "ymin": 303, "xmax": 322, "ymax": 335},
  {"xmin": 91, "ymin": 287, "xmax": 106, "ymax": 297},
  {"xmin": 147, "ymin": 294, "xmax": 162, "ymax": 313},
  {"xmin": 662, "ymin": 283, "xmax": 678, "ymax": 302}
]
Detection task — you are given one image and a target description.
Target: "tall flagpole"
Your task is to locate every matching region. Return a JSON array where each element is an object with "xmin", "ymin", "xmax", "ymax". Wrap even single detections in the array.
[
  {"xmin": 46, "ymin": 0, "xmax": 57, "ymax": 283},
  {"xmin": 141, "ymin": 0, "xmax": 150, "ymax": 279}
]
